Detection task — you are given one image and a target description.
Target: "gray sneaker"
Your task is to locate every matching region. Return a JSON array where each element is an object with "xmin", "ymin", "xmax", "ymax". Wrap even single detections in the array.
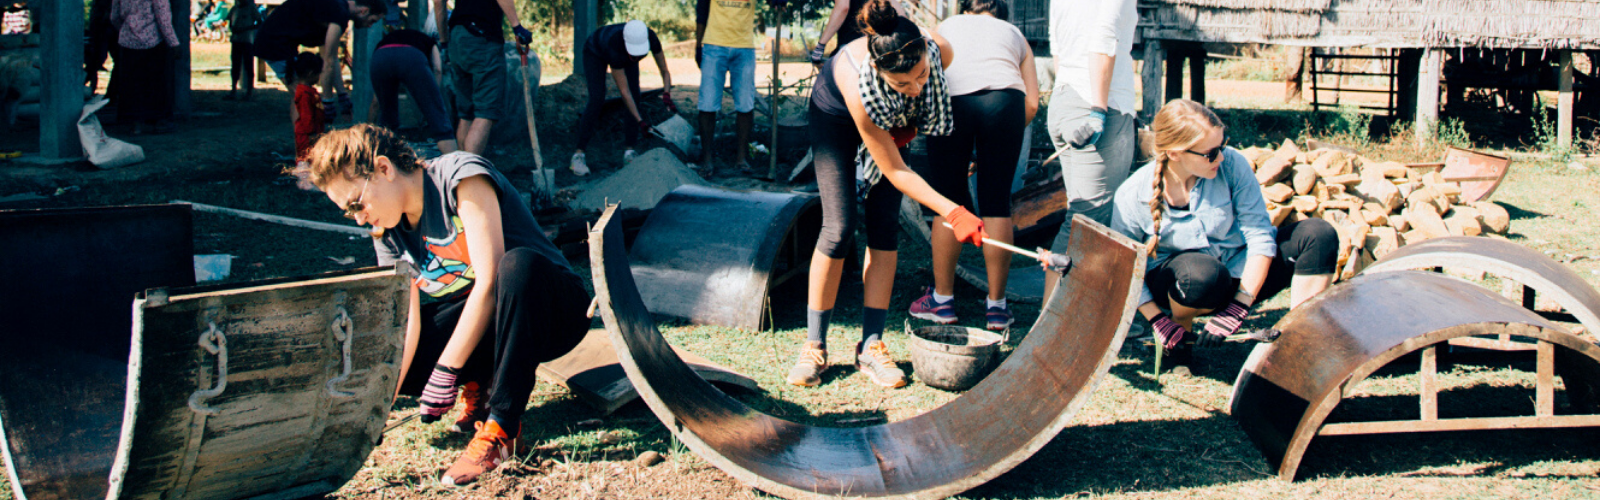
[
  {"xmin": 570, "ymin": 152, "xmax": 590, "ymax": 176},
  {"xmin": 855, "ymin": 341, "xmax": 907, "ymax": 388},
  {"xmin": 785, "ymin": 341, "xmax": 827, "ymax": 387}
]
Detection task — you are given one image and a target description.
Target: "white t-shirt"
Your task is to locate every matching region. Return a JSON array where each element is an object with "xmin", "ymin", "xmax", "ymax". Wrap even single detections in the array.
[
  {"xmin": 936, "ymin": 14, "xmax": 1030, "ymax": 97},
  {"xmin": 1049, "ymin": 0, "xmax": 1138, "ymax": 115}
]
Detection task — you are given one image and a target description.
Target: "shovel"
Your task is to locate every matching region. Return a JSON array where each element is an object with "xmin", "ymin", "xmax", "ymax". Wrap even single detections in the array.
[{"xmin": 517, "ymin": 44, "xmax": 552, "ymax": 209}]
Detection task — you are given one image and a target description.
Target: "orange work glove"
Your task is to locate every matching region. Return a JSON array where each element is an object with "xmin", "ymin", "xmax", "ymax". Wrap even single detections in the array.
[{"xmin": 943, "ymin": 206, "xmax": 988, "ymax": 247}]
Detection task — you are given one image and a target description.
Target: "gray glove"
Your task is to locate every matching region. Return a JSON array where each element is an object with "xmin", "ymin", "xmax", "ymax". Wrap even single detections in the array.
[{"xmin": 1068, "ymin": 107, "xmax": 1108, "ymax": 149}]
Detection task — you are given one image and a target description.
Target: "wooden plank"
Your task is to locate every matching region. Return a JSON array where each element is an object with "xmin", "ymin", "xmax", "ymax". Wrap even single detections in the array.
[
  {"xmin": 1318, "ymin": 415, "xmax": 1600, "ymax": 436},
  {"xmin": 1420, "ymin": 345, "xmax": 1437, "ymax": 421},
  {"xmin": 1558, "ymin": 50, "xmax": 1574, "ymax": 148},
  {"xmin": 1538, "ymin": 341, "xmax": 1555, "ymax": 417},
  {"xmin": 1141, "ymin": 40, "xmax": 1165, "ymax": 121},
  {"xmin": 38, "ymin": 0, "xmax": 84, "ymax": 159},
  {"xmin": 1414, "ymin": 49, "xmax": 1440, "ymax": 145}
]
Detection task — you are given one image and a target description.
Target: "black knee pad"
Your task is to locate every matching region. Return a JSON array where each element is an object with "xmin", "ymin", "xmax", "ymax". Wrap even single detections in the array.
[
  {"xmin": 1286, "ymin": 218, "xmax": 1339, "ymax": 275},
  {"xmin": 1162, "ymin": 252, "xmax": 1234, "ymax": 310}
]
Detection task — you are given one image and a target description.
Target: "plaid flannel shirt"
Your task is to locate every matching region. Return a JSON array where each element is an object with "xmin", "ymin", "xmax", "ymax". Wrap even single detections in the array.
[{"xmin": 853, "ymin": 39, "xmax": 954, "ymax": 191}]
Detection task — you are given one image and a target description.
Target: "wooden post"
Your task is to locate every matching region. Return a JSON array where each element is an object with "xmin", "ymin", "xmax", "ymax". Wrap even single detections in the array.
[
  {"xmin": 1140, "ymin": 39, "xmax": 1164, "ymax": 122},
  {"xmin": 1188, "ymin": 45, "xmax": 1206, "ymax": 104},
  {"xmin": 38, "ymin": 0, "xmax": 85, "ymax": 160},
  {"xmin": 573, "ymin": 0, "xmax": 598, "ymax": 76},
  {"xmin": 1420, "ymin": 345, "xmax": 1437, "ymax": 421},
  {"xmin": 1414, "ymin": 49, "xmax": 1441, "ymax": 145},
  {"xmin": 767, "ymin": 10, "xmax": 782, "ymax": 181},
  {"xmin": 1558, "ymin": 50, "xmax": 1574, "ymax": 149},
  {"xmin": 408, "ymin": 0, "xmax": 427, "ymax": 31},
  {"xmin": 352, "ymin": 24, "xmax": 380, "ymax": 123},
  {"xmin": 172, "ymin": 0, "xmax": 192, "ymax": 115},
  {"xmin": 1164, "ymin": 44, "xmax": 1184, "ymax": 101}
]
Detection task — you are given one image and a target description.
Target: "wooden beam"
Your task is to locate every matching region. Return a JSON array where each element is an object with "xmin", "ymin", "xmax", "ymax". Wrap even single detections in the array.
[
  {"xmin": 38, "ymin": 0, "xmax": 85, "ymax": 160},
  {"xmin": 1164, "ymin": 44, "xmax": 1184, "ymax": 101},
  {"xmin": 1537, "ymin": 341, "xmax": 1555, "ymax": 417},
  {"xmin": 572, "ymin": 0, "xmax": 598, "ymax": 76},
  {"xmin": 1319, "ymin": 415, "xmax": 1600, "ymax": 436},
  {"xmin": 1414, "ymin": 49, "xmax": 1441, "ymax": 145},
  {"xmin": 1420, "ymin": 345, "xmax": 1438, "ymax": 421},
  {"xmin": 1141, "ymin": 40, "xmax": 1164, "ymax": 121},
  {"xmin": 1189, "ymin": 46, "xmax": 1206, "ymax": 104},
  {"xmin": 1558, "ymin": 50, "xmax": 1574, "ymax": 149}
]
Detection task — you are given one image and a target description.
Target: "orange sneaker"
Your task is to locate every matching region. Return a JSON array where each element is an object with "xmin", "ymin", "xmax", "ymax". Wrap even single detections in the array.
[
  {"xmin": 440, "ymin": 420, "xmax": 517, "ymax": 487},
  {"xmin": 450, "ymin": 381, "xmax": 489, "ymax": 434}
]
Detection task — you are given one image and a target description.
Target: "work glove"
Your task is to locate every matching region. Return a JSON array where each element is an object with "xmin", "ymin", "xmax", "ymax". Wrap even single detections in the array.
[
  {"xmin": 809, "ymin": 42, "xmax": 827, "ymax": 65},
  {"xmin": 1202, "ymin": 298, "xmax": 1252, "ymax": 346},
  {"xmin": 943, "ymin": 206, "xmax": 988, "ymax": 248},
  {"xmin": 1038, "ymin": 249, "xmax": 1072, "ymax": 273},
  {"xmin": 321, "ymin": 96, "xmax": 338, "ymax": 121},
  {"xmin": 1068, "ymin": 106, "xmax": 1108, "ymax": 149},
  {"xmin": 637, "ymin": 119, "xmax": 654, "ymax": 137},
  {"xmin": 660, "ymin": 92, "xmax": 679, "ymax": 114},
  {"xmin": 512, "ymin": 25, "xmax": 533, "ymax": 46},
  {"xmin": 417, "ymin": 363, "xmax": 461, "ymax": 423},
  {"xmin": 1151, "ymin": 313, "xmax": 1190, "ymax": 351}
]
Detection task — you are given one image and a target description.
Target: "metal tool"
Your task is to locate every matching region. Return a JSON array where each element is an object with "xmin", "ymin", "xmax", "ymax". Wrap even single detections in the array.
[
  {"xmin": 941, "ymin": 222, "xmax": 1043, "ymax": 260},
  {"xmin": 383, "ymin": 412, "xmax": 421, "ymax": 434}
]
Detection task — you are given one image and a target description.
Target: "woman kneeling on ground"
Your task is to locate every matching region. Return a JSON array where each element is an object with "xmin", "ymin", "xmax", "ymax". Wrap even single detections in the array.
[
  {"xmin": 1110, "ymin": 99, "xmax": 1337, "ymax": 375},
  {"xmin": 788, "ymin": 0, "xmax": 989, "ymax": 389},
  {"xmin": 300, "ymin": 124, "xmax": 590, "ymax": 487}
]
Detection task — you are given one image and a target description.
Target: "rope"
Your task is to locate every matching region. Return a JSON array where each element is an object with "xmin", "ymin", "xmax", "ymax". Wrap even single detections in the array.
[
  {"xmin": 326, "ymin": 307, "xmax": 356, "ymax": 398},
  {"xmin": 187, "ymin": 323, "xmax": 229, "ymax": 415}
]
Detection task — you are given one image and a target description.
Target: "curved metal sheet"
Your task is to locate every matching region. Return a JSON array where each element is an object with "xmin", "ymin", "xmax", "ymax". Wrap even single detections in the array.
[
  {"xmin": 628, "ymin": 185, "xmax": 821, "ymax": 331},
  {"xmin": 590, "ymin": 210, "xmax": 1144, "ymax": 499},
  {"xmin": 1229, "ymin": 271, "xmax": 1600, "ymax": 481},
  {"xmin": 1362, "ymin": 236, "xmax": 1600, "ymax": 336},
  {"xmin": 538, "ymin": 329, "xmax": 759, "ymax": 415}
]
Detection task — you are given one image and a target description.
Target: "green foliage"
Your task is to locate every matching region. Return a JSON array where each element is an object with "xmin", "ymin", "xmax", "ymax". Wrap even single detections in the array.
[
  {"xmin": 603, "ymin": 0, "xmax": 697, "ymax": 42},
  {"xmin": 514, "ymin": 0, "xmax": 574, "ymax": 66},
  {"xmin": 1435, "ymin": 117, "xmax": 1472, "ymax": 150},
  {"xmin": 1532, "ymin": 104, "xmax": 1575, "ymax": 163},
  {"xmin": 1333, "ymin": 104, "xmax": 1373, "ymax": 147}
]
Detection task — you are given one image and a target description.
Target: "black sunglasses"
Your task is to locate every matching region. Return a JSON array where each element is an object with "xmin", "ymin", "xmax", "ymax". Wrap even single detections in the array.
[
  {"xmin": 1182, "ymin": 136, "xmax": 1229, "ymax": 163},
  {"xmin": 342, "ymin": 179, "xmax": 371, "ymax": 220}
]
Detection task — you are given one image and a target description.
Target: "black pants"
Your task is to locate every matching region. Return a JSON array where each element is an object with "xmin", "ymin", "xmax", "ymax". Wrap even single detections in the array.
[
  {"xmin": 372, "ymin": 46, "xmax": 454, "ymax": 141},
  {"xmin": 923, "ymin": 89, "xmax": 1025, "ymax": 217},
  {"xmin": 809, "ymin": 103, "xmax": 903, "ymax": 258},
  {"xmin": 576, "ymin": 48, "xmax": 642, "ymax": 150},
  {"xmin": 398, "ymin": 247, "xmax": 590, "ymax": 421},
  {"xmin": 1145, "ymin": 219, "xmax": 1339, "ymax": 311},
  {"xmin": 111, "ymin": 44, "xmax": 174, "ymax": 124}
]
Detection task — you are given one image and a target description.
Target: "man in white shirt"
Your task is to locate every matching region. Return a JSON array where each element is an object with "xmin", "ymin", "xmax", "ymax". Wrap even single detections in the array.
[{"xmin": 1045, "ymin": 0, "xmax": 1138, "ymax": 288}]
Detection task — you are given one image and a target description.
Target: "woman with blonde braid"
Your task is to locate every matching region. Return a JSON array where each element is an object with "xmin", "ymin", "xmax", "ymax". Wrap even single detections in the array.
[{"xmin": 1108, "ymin": 99, "xmax": 1338, "ymax": 374}]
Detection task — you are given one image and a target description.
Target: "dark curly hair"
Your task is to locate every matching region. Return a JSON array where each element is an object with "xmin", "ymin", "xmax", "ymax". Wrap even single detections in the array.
[
  {"xmin": 960, "ymin": 0, "xmax": 1009, "ymax": 20},
  {"xmin": 289, "ymin": 52, "xmax": 323, "ymax": 85},
  {"xmin": 858, "ymin": 0, "xmax": 924, "ymax": 74}
]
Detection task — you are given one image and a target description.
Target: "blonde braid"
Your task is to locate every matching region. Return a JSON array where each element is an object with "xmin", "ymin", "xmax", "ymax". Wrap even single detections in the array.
[{"xmin": 1146, "ymin": 156, "xmax": 1166, "ymax": 258}]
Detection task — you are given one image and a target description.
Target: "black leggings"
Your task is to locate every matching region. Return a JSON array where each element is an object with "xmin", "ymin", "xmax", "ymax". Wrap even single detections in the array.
[
  {"xmin": 810, "ymin": 103, "xmax": 904, "ymax": 258},
  {"xmin": 399, "ymin": 247, "xmax": 591, "ymax": 421},
  {"xmin": 576, "ymin": 48, "xmax": 643, "ymax": 150},
  {"xmin": 922, "ymin": 89, "xmax": 1025, "ymax": 217},
  {"xmin": 1145, "ymin": 219, "xmax": 1339, "ymax": 311}
]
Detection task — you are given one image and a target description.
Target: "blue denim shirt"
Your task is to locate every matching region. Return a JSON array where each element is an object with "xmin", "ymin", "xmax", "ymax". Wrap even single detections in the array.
[{"xmin": 1110, "ymin": 147, "xmax": 1278, "ymax": 305}]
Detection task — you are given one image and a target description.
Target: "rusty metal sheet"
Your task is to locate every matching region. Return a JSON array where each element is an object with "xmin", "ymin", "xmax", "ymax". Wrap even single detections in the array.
[
  {"xmin": 538, "ymin": 329, "xmax": 759, "ymax": 415},
  {"xmin": 1440, "ymin": 147, "xmax": 1510, "ymax": 203},
  {"xmin": 899, "ymin": 198, "xmax": 1049, "ymax": 304},
  {"xmin": 1361, "ymin": 236, "xmax": 1600, "ymax": 336},
  {"xmin": 590, "ymin": 210, "xmax": 1144, "ymax": 499},
  {"xmin": 628, "ymin": 185, "xmax": 821, "ymax": 331},
  {"xmin": 1229, "ymin": 271, "xmax": 1600, "ymax": 481},
  {"xmin": 0, "ymin": 205, "xmax": 194, "ymax": 500}
]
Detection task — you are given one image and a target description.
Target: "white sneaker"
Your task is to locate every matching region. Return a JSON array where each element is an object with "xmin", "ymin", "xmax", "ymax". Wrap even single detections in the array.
[
  {"xmin": 622, "ymin": 149, "xmax": 637, "ymax": 163},
  {"xmin": 570, "ymin": 152, "xmax": 590, "ymax": 176}
]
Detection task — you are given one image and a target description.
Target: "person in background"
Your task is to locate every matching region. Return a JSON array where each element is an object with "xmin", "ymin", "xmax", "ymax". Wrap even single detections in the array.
[
  {"xmin": 694, "ymin": 0, "xmax": 757, "ymax": 173},
  {"xmin": 786, "ymin": 0, "xmax": 987, "ymax": 389},
  {"xmin": 369, "ymin": 27, "xmax": 457, "ymax": 154},
  {"xmin": 110, "ymin": 0, "xmax": 180, "ymax": 135},
  {"xmin": 86, "ymin": 0, "xmax": 118, "ymax": 94},
  {"xmin": 292, "ymin": 53, "xmax": 327, "ymax": 164},
  {"xmin": 570, "ymin": 20, "xmax": 673, "ymax": 176},
  {"xmin": 300, "ymin": 125, "xmax": 588, "ymax": 487},
  {"xmin": 432, "ymin": 0, "xmax": 535, "ymax": 155},
  {"xmin": 226, "ymin": 0, "xmax": 260, "ymax": 101},
  {"xmin": 912, "ymin": 0, "xmax": 1038, "ymax": 331},
  {"xmin": 1043, "ymin": 0, "xmax": 1138, "ymax": 296},
  {"xmin": 1110, "ymin": 99, "xmax": 1337, "ymax": 375},
  {"xmin": 809, "ymin": 0, "xmax": 866, "ymax": 65},
  {"xmin": 253, "ymin": 0, "xmax": 384, "ymax": 124}
]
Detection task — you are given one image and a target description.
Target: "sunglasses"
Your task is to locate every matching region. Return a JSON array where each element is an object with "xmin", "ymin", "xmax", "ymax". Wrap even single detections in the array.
[
  {"xmin": 1182, "ymin": 136, "xmax": 1229, "ymax": 163},
  {"xmin": 342, "ymin": 179, "xmax": 371, "ymax": 220}
]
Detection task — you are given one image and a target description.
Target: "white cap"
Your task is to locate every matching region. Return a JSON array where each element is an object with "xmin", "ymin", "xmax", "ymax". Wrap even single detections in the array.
[{"xmin": 623, "ymin": 20, "xmax": 650, "ymax": 57}]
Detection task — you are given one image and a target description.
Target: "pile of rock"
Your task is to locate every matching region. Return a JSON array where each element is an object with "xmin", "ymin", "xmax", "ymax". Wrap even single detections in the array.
[{"xmin": 1237, "ymin": 140, "xmax": 1511, "ymax": 279}]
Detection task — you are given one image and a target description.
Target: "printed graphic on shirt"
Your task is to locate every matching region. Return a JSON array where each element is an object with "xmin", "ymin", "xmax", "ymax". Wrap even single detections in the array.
[{"xmin": 415, "ymin": 216, "xmax": 475, "ymax": 297}]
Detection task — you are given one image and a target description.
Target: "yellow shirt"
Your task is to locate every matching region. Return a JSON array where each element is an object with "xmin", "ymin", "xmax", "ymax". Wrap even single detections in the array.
[{"xmin": 702, "ymin": 0, "xmax": 755, "ymax": 49}]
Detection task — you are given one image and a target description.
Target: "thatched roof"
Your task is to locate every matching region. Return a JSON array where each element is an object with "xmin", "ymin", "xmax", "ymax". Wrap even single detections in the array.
[{"xmin": 1144, "ymin": 0, "xmax": 1600, "ymax": 49}]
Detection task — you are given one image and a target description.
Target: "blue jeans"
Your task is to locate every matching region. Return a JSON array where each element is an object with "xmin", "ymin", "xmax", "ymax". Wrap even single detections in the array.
[{"xmin": 697, "ymin": 44, "xmax": 756, "ymax": 113}]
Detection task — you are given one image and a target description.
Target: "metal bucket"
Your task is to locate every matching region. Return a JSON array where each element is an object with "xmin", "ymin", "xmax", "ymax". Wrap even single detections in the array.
[{"xmin": 906, "ymin": 321, "xmax": 1008, "ymax": 392}]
